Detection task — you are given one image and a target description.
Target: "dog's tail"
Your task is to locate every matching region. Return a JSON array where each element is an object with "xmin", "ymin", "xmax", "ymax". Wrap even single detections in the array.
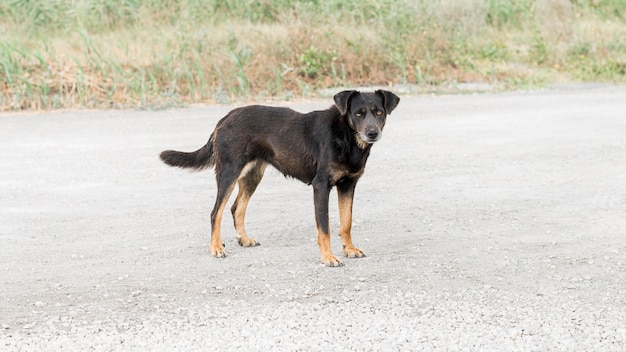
[{"xmin": 159, "ymin": 133, "xmax": 215, "ymax": 172}]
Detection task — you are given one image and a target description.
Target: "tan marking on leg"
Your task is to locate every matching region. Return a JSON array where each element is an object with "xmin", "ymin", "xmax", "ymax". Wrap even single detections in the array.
[
  {"xmin": 232, "ymin": 162, "xmax": 266, "ymax": 247},
  {"xmin": 210, "ymin": 183, "xmax": 235, "ymax": 257},
  {"xmin": 317, "ymin": 226, "xmax": 343, "ymax": 267},
  {"xmin": 338, "ymin": 191, "xmax": 365, "ymax": 258},
  {"xmin": 238, "ymin": 160, "xmax": 257, "ymax": 180},
  {"xmin": 232, "ymin": 181, "xmax": 259, "ymax": 247}
]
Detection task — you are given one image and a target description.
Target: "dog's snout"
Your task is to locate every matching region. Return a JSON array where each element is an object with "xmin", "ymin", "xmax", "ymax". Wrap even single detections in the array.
[{"xmin": 366, "ymin": 130, "xmax": 379, "ymax": 140}]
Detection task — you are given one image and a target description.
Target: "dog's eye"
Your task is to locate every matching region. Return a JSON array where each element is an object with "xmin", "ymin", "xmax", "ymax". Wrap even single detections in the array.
[
  {"xmin": 355, "ymin": 112, "xmax": 363, "ymax": 117},
  {"xmin": 376, "ymin": 110, "xmax": 383, "ymax": 115}
]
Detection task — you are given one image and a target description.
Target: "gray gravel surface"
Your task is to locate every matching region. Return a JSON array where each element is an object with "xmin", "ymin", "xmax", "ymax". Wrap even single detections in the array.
[{"xmin": 2, "ymin": 86, "xmax": 626, "ymax": 351}]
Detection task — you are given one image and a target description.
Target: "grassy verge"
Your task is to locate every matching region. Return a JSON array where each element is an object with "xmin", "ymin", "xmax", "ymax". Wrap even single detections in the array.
[{"xmin": 1, "ymin": 0, "xmax": 625, "ymax": 110}]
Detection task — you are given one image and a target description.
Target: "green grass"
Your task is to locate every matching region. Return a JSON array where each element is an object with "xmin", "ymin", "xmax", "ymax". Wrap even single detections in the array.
[{"xmin": 1, "ymin": 0, "xmax": 625, "ymax": 110}]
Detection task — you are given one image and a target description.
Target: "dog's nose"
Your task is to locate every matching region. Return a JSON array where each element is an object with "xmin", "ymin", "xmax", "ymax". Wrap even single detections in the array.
[{"xmin": 366, "ymin": 130, "xmax": 379, "ymax": 140}]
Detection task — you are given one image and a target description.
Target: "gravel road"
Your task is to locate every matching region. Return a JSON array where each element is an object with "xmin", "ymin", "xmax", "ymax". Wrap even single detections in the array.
[{"xmin": 2, "ymin": 85, "xmax": 626, "ymax": 351}]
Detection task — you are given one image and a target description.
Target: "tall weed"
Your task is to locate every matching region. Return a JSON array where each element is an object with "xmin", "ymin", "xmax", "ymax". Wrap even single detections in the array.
[{"xmin": 1, "ymin": 0, "xmax": 625, "ymax": 110}]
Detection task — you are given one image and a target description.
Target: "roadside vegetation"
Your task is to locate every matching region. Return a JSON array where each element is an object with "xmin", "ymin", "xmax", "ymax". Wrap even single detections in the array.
[{"xmin": 1, "ymin": 0, "xmax": 625, "ymax": 110}]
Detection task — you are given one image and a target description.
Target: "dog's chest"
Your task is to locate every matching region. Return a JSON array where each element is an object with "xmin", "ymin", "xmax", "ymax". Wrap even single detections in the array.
[
  {"xmin": 328, "ymin": 153, "xmax": 367, "ymax": 184},
  {"xmin": 328, "ymin": 130, "xmax": 370, "ymax": 184},
  {"xmin": 329, "ymin": 163, "xmax": 364, "ymax": 184}
]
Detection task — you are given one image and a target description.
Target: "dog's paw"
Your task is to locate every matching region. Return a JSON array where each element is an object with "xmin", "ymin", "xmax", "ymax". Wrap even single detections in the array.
[
  {"xmin": 237, "ymin": 236, "xmax": 260, "ymax": 247},
  {"xmin": 210, "ymin": 244, "xmax": 227, "ymax": 258},
  {"xmin": 321, "ymin": 253, "xmax": 344, "ymax": 267},
  {"xmin": 343, "ymin": 246, "xmax": 365, "ymax": 258}
]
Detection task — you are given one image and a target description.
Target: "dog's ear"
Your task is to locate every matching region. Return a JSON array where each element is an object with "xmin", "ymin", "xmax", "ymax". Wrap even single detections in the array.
[
  {"xmin": 334, "ymin": 90, "xmax": 358, "ymax": 116},
  {"xmin": 376, "ymin": 90, "xmax": 400, "ymax": 114}
]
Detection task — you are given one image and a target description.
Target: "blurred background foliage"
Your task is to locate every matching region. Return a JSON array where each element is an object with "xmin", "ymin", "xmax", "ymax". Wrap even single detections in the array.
[{"xmin": 1, "ymin": 0, "xmax": 625, "ymax": 110}]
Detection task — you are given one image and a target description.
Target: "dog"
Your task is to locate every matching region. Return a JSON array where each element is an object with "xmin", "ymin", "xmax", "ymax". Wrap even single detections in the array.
[{"xmin": 160, "ymin": 90, "xmax": 400, "ymax": 266}]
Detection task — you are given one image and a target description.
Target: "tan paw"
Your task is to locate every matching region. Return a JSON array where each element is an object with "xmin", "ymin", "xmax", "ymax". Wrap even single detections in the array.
[
  {"xmin": 321, "ymin": 253, "xmax": 344, "ymax": 267},
  {"xmin": 343, "ymin": 245, "xmax": 365, "ymax": 258},
  {"xmin": 237, "ymin": 236, "xmax": 260, "ymax": 247},
  {"xmin": 210, "ymin": 243, "xmax": 226, "ymax": 258}
]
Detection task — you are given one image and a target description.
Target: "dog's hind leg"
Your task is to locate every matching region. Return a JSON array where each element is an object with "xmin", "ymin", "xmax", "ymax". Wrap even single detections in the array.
[
  {"xmin": 231, "ymin": 161, "xmax": 267, "ymax": 247},
  {"xmin": 337, "ymin": 180, "xmax": 365, "ymax": 258},
  {"xmin": 209, "ymin": 165, "xmax": 240, "ymax": 257}
]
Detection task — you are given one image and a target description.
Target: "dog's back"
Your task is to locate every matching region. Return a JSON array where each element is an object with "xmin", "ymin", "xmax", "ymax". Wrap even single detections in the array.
[
  {"xmin": 216, "ymin": 105, "xmax": 342, "ymax": 183},
  {"xmin": 162, "ymin": 104, "xmax": 342, "ymax": 184},
  {"xmin": 159, "ymin": 105, "xmax": 304, "ymax": 173}
]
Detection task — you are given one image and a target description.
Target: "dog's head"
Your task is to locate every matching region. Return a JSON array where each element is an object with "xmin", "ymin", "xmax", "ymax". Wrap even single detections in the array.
[{"xmin": 334, "ymin": 90, "xmax": 400, "ymax": 148}]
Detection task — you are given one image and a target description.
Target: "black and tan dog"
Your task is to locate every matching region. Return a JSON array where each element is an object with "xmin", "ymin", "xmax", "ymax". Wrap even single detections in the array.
[{"xmin": 160, "ymin": 90, "xmax": 400, "ymax": 266}]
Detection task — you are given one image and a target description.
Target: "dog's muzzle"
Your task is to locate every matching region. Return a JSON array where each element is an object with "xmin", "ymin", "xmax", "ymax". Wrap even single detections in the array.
[{"xmin": 362, "ymin": 129, "xmax": 381, "ymax": 143}]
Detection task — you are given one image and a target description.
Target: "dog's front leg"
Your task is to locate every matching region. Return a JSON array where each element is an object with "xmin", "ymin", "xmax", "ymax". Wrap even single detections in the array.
[
  {"xmin": 337, "ymin": 179, "xmax": 365, "ymax": 258},
  {"xmin": 313, "ymin": 177, "xmax": 343, "ymax": 267}
]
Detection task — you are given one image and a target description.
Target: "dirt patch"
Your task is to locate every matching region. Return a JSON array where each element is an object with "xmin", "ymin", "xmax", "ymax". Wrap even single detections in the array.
[{"xmin": 1, "ymin": 86, "xmax": 626, "ymax": 350}]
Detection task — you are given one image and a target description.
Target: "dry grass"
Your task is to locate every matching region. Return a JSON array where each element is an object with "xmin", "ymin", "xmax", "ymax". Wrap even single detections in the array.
[{"xmin": 1, "ymin": 0, "xmax": 625, "ymax": 111}]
